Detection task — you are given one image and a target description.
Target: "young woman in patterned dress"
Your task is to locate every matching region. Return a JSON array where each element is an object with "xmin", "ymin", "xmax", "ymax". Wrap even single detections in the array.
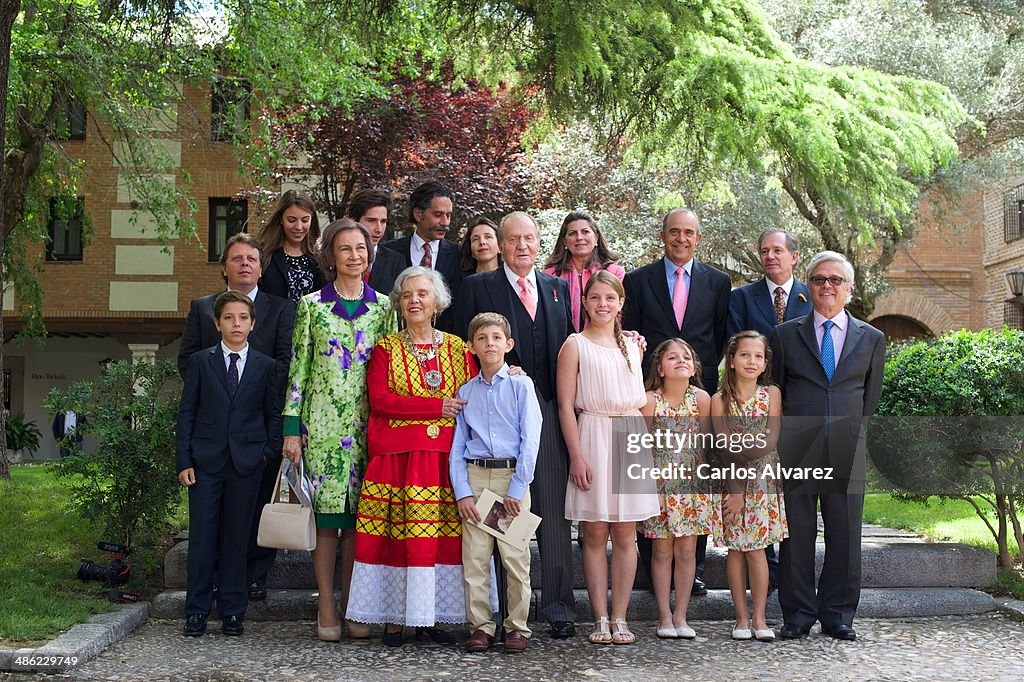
[
  {"xmin": 640, "ymin": 338, "xmax": 716, "ymax": 640},
  {"xmin": 711, "ymin": 331, "xmax": 788, "ymax": 642}
]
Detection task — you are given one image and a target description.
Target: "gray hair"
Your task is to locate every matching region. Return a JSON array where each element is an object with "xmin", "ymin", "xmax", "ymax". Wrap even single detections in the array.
[
  {"xmin": 497, "ymin": 211, "xmax": 540, "ymax": 242},
  {"xmin": 390, "ymin": 266, "xmax": 452, "ymax": 313},
  {"xmin": 756, "ymin": 229, "xmax": 799, "ymax": 253},
  {"xmin": 806, "ymin": 250, "xmax": 855, "ymax": 305}
]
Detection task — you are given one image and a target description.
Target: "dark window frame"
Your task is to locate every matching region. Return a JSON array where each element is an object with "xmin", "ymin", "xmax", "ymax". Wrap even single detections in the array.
[
  {"xmin": 1005, "ymin": 299, "xmax": 1024, "ymax": 331},
  {"xmin": 208, "ymin": 198, "xmax": 248, "ymax": 263},
  {"xmin": 46, "ymin": 197, "xmax": 85, "ymax": 262},
  {"xmin": 1004, "ymin": 185, "xmax": 1024, "ymax": 243},
  {"xmin": 53, "ymin": 99, "xmax": 87, "ymax": 141},
  {"xmin": 210, "ymin": 77, "xmax": 252, "ymax": 143}
]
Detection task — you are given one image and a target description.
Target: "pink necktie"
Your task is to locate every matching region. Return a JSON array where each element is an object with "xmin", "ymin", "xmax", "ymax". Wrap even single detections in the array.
[
  {"xmin": 673, "ymin": 267, "xmax": 687, "ymax": 329},
  {"xmin": 518, "ymin": 276, "xmax": 536, "ymax": 320}
]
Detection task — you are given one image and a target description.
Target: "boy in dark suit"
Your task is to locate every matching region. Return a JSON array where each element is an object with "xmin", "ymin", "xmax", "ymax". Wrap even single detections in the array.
[{"xmin": 176, "ymin": 291, "xmax": 283, "ymax": 637}]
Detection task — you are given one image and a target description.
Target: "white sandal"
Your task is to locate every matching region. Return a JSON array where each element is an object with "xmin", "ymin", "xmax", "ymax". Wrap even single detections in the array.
[
  {"xmin": 589, "ymin": 617, "xmax": 612, "ymax": 644},
  {"xmin": 611, "ymin": 619, "xmax": 635, "ymax": 645}
]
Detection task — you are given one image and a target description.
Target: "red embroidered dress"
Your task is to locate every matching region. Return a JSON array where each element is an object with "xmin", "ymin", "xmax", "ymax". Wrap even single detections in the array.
[{"xmin": 346, "ymin": 332, "xmax": 476, "ymax": 626}]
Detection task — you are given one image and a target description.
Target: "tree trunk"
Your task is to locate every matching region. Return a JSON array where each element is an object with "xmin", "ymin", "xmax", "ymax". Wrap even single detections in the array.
[
  {"xmin": 994, "ymin": 494, "xmax": 1012, "ymax": 568},
  {"xmin": 0, "ymin": 0, "xmax": 23, "ymax": 481}
]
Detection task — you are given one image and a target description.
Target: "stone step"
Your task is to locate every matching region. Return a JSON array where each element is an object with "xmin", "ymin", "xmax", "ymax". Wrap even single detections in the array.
[
  {"xmin": 150, "ymin": 586, "xmax": 997, "ymax": 622},
  {"xmin": 163, "ymin": 539, "xmax": 996, "ymax": 590}
]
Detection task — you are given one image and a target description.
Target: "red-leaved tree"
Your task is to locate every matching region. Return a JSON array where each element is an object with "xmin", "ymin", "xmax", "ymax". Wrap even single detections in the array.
[{"xmin": 270, "ymin": 60, "xmax": 536, "ymax": 231}]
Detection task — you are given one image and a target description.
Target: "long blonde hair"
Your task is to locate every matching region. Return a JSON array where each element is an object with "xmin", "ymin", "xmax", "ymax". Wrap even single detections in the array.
[{"xmin": 583, "ymin": 270, "xmax": 632, "ymax": 373}]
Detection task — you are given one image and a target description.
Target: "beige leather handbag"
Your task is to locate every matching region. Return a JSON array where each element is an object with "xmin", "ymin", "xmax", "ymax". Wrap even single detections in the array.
[{"xmin": 257, "ymin": 459, "xmax": 316, "ymax": 551}]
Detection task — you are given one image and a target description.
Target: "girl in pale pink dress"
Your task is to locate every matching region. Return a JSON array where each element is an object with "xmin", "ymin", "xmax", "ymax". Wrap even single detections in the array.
[
  {"xmin": 711, "ymin": 331, "xmax": 788, "ymax": 642},
  {"xmin": 558, "ymin": 271, "xmax": 659, "ymax": 645},
  {"xmin": 640, "ymin": 338, "xmax": 716, "ymax": 640}
]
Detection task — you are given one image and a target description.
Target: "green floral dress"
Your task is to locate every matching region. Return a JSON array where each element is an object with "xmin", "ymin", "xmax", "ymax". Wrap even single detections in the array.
[{"xmin": 283, "ymin": 284, "xmax": 397, "ymax": 527}]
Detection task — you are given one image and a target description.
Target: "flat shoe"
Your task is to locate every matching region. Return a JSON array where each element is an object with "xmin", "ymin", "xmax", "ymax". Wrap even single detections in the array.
[
  {"xmin": 382, "ymin": 627, "xmax": 403, "ymax": 647},
  {"xmin": 731, "ymin": 624, "xmax": 752, "ymax": 640},
  {"xmin": 676, "ymin": 626, "xmax": 696, "ymax": 639},
  {"xmin": 754, "ymin": 627, "xmax": 775, "ymax": 641},
  {"xmin": 589, "ymin": 617, "xmax": 612, "ymax": 645},
  {"xmin": 657, "ymin": 625, "xmax": 679, "ymax": 639}
]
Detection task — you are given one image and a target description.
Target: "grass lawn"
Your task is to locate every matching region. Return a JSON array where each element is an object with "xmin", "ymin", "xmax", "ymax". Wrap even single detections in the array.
[
  {"xmin": 863, "ymin": 493, "xmax": 1024, "ymax": 599},
  {"xmin": 0, "ymin": 465, "xmax": 115, "ymax": 643}
]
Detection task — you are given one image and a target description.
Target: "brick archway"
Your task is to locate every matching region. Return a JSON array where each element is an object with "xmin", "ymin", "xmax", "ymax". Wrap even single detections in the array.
[{"xmin": 870, "ymin": 290, "xmax": 955, "ymax": 336}]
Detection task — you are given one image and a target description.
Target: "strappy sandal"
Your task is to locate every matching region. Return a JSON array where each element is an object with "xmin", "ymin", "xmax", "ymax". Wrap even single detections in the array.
[
  {"xmin": 589, "ymin": 616, "xmax": 612, "ymax": 644},
  {"xmin": 611, "ymin": 619, "xmax": 636, "ymax": 645}
]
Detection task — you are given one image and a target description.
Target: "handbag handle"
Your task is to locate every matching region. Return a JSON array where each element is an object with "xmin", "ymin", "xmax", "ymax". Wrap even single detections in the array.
[{"xmin": 269, "ymin": 458, "xmax": 288, "ymax": 505}]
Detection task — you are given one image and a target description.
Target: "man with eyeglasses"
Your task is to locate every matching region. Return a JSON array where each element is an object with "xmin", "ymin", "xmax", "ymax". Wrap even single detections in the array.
[{"xmin": 769, "ymin": 251, "xmax": 885, "ymax": 642}]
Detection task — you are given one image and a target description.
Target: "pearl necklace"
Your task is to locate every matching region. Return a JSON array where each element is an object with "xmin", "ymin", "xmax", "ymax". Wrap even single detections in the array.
[{"xmin": 334, "ymin": 280, "xmax": 364, "ymax": 300}]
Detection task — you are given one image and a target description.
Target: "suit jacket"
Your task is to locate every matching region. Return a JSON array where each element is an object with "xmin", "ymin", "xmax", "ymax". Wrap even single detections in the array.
[
  {"xmin": 368, "ymin": 244, "xmax": 406, "ymax": 299},
  {"xmin": 381, "ymin": 235, "xmax": 463, "ymax": 330},
  {"xmin": 727, "ymin": 277, "xmax": 813, "ymax": 339},
  {"xmin": 454, "ymin": 268, "xmax": 571, "ymax": 400},
  {"xmin": 622, "ymin": 257, "xmax": 731, "ymax": 392},
  {"xmin": 769, "ymin": 311, "xmax": 886, "ymax": 483},
  {"xmin": 175, "ymin": 346, "xmax": 283, "ymax": 476},
  {"xmin": 259, "ymin": 249, "xmax": 326, "ymax": 301},
  {"xmin": 177, "ymin": 290, "xmax": 296, "ymax": 390}
]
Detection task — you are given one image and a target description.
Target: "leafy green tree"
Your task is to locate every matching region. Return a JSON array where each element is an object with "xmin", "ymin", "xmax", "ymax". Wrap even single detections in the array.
[
  {"xmin": 47, "ymin": 360, "xmax": 183, "ymax": 549},
  {"xmin": 871, "ymin": 328, "xmax": 1024, "ymax": 567}
]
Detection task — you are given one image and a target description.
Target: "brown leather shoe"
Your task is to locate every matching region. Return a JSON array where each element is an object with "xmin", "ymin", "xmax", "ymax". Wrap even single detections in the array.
[
  {"xmin": 464, "ymin": 629, "xmax": 494, "ymax": 653},
  {"xmin": 504, "ymin": 631, "xmax": 528, "ymax": 654}
]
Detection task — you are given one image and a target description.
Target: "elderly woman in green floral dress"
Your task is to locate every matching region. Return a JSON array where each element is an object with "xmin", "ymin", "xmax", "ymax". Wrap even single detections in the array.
[{"xmin": 282, "ymin": 218, "xmax": 397, "ymax": 641}]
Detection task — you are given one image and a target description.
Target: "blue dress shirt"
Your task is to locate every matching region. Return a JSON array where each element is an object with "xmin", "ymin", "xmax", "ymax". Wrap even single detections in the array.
[{"xmin": 449, "ymin": 363, "xmax": 543, "ymax": 501}]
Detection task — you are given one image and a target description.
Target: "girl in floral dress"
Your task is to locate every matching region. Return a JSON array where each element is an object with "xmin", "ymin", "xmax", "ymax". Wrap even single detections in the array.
[
  {"xmin": 640, "ymin": 338, "xmax": 716, "ymax": 640},
  {"xmin": 710, "ymin": 331, "xmax": 788, "ymax": 642}
]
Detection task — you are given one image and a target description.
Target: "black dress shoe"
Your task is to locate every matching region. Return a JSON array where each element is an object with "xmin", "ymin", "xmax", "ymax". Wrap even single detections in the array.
[
  {"xmin": 548, "ymin": 621, "xmax": 576, "ymax": 639},
  {"xmin": 822, "ymin": 624, "xmax": 856, "ymax": 641},
  {"xmin": 382, "ymin": 627, "xmax": 404, "ymax": 647},
  {"xmin": 247, "ymin": 582, "xmax": 267, "ymax": 601},
  {"xmin": 780, "ymin": 623, "xmax": 811, "ymax": 639},
  {"xmin": 691, "ymin": 577, "xmax": 707, "ymax": 596},
  {"xmin": 221, "ymin": 615, "xmax": 244, "ymax": 636},
  {"xmin": 183, "ymin": 614, "xmax": 207, "ymax": 637}
]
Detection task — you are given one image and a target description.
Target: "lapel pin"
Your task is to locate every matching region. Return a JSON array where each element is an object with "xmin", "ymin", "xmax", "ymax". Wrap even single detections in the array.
[
  {"xmin": 553, "ymin": 289, "xmax": 558, "ymax": 303},
  {"xmin": 798, "ymin": 293, "xmax": 807, "ymax": 302}
]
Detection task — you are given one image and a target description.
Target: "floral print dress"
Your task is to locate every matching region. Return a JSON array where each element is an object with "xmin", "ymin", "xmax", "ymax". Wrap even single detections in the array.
[
  {"xmin": 642, "ymin": 387, "xmax": 719, "ymax": 539},
  {"xmin": 283, "ymin": 284, "xmax": 397, "ymax": 520},
  {"xmin": 714, "ymin": 384, "xmax": 788, "ymax": 551}
]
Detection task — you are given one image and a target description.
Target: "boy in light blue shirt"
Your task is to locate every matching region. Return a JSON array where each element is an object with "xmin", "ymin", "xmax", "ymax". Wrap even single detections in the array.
[{"xmin": 450, "ymin": 312, "xmax": 541, "ymax": 654}]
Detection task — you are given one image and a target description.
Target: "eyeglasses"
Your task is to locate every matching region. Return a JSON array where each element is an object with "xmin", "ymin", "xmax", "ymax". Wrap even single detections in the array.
[{"xmin": 809, "ymin": 276, "xmax": 847, "ymax": 287}]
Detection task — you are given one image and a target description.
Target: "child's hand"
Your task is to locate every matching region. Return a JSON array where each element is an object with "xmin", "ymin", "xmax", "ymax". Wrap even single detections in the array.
[
  {"xmin": 569, "ymin": 458, "xmax": 592, "ymax": 491},
  {"xmin": 456, "ymin": 496, "xmax": 482, "ymax": 524},
  {"xmin": 503, "ymin": 496, "xmax": 521, "ymax": 517},
  {"xmin": 178, "ymin": 468, "xmax": 196, "ymax": 488},
  {"xmin": 723, "ymin": 493, "xmax": 743, "ymax": 519}
]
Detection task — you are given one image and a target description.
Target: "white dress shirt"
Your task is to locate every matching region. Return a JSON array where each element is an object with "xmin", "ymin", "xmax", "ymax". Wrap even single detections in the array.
[
  {"xmin": 221, "ymin": 342, "xmax": 249, "ymax": 381},
  {"xmin": 503, "ymin": 263, "xmax": 537, "ymax": 299},
  {"xmin": 410, "ymin": 232, "xmax": 439, "ymax": 269},
  {"xmin": 765, "ymin": 276, "xmax": 794, "ymax": 307}
]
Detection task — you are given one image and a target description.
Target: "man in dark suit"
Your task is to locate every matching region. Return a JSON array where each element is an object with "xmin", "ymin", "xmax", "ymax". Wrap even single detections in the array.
[
  {"xmin": 176, "ymin": 291, "xmax": 284, "ymax": 637},
  {"xmin": 348, "ymin": 188, "xmax": 405, "ymax": 296},
  {"xmin": 725, "ymin": 229, "xmax": 813, "ymax": 588},
  {"xmin": 727, "ymin": 229, "xmax": 813, "ymax": 340},
  {"xmin": 177, "ymin": 232, "xmax": 295, "ymax": 601},
  {"xmin": 381, "ymin": 181, "xmax": 463, "ymax": 330},
  {"xmin": 454, "ymin": 211, "xmax": 578, "ymax": 639},
  {"xmin": 622, "ymin": 208, "xmax": 730, "ymax": 594},
  {"xmin": 770, "ymin": 251, "xmax": 885, "ymax": 642}
]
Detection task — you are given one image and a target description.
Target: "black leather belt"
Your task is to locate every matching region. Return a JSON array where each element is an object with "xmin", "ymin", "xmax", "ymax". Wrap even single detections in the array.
[{"xmin": 466, "ymin": 458, "xmax": 517, "ymax": 469}]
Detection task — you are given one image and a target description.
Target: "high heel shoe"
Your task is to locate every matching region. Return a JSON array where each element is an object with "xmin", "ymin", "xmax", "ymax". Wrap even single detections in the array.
[
  {"xmin": 346, "ymin": 619, "xmax": 371, "ymax": 639},
  {"xmin": 317, "ymin": 614, "xmax": 342, "ymax": 642}
]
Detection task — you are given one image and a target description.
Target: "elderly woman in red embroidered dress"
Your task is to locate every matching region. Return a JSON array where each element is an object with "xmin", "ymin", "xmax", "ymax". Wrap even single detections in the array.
[{"xmin": 345, "ymin": 266, "xmax": 476, "ymax": 646}]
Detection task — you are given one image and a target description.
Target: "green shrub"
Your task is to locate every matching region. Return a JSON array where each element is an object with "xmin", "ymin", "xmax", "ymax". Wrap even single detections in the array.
[
  {"xmin": 46, "ymin": 360, "xmax": 182, "ymax": 549},
  {"xmin": 4, "ymin": 412, "xmax": 43, "ymax": 454},
  {"xmin": 870, "ymin": 328, "xmax": 1024, "ymax": 567}
]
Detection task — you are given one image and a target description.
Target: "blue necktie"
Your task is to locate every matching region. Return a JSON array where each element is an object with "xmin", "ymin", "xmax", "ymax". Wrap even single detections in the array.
[
  {"xmin": 228, "ymin": 352, "xmax": 240, "ymax": 397},
  {"xmin": 821, "ymin": 320, "xmax": 835, "ymax": 382}
]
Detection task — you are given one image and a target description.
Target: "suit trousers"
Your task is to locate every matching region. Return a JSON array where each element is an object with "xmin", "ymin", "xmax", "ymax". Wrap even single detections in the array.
[
  {"xmin": 246, "ymin": 454, "xmax": 282, "ymax": 585},
  {"xmin": 532, "ymin": 395, "xmax": 577, "ymax": 623},
  {"xmin": 463, "ymin": 466, "xmax": 532, "ymax": 637},
  {"xmin": 779, "ymin": 491, "xmax": 864, "ymax": 629},
  {"xmin": 185, "ymin": 459, "xmax": 263, "ymax": 618}
]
